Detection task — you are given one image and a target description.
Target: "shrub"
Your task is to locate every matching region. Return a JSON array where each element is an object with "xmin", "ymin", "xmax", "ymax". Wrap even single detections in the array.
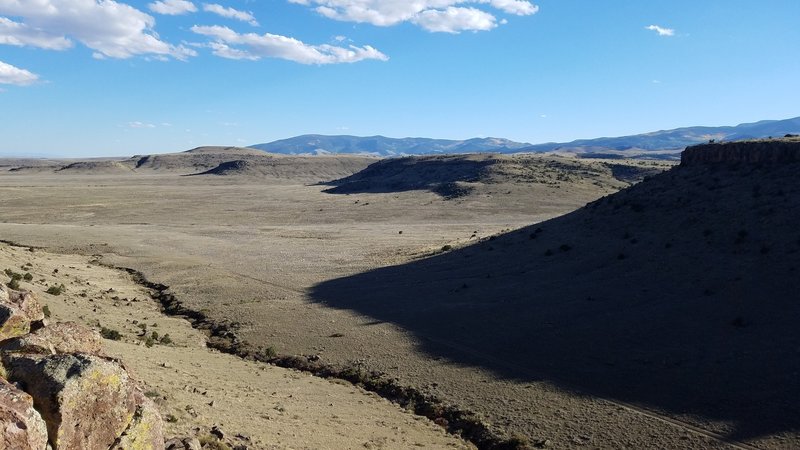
[
  {"xmin": 46, "ymin": 284, "xmax": 65, "ymax": 296},
  {"xmin": 144, "ymin": 336, "xmax": 155, "ymax": 348},
  {"xmin": 4, "ymin": 269, "xmax": 22, "ymax": 280},
  {"xmin": 144, "ymin": 390, "xmax": 160, "ymax": 399},
  {"xmin": 42, "ymin": 305, "xmax": 51, "ymax": 318},
  {"xmin": 23, "ymin": 273, "xmax": 33, "ymax": 282},
  {"xmin": 198, "ymin": 436, "xmax": 232, "ymax": 450},
  {"xmin": 505, "ymin": 433, "xmax": 532, "ymax": 449},
  {"xmin": 159, "ymin": 334, "xmax": 172, "ymax": 345},
  {"xmin": 262, "ymin": 346, "xmax": 277, "ymax": 359},
  {"xmin": 100, "ymin": 327, "xmax": 122, "ymax": 341},
  {"xmin": 7, "ymin": 279, "xmax": 20, "ymax": 290}
]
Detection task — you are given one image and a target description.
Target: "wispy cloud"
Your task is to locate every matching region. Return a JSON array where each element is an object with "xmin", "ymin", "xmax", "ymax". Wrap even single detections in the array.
[
  {"xmin": 646, "ymin": 24, "xmax": 675, "ymax": 37},
  {"xmin": 128, "ymin": 121, "xmax": 156, "ymax": 128},
  {"xmin": 0, "ymin": 0, "xmax": 196, "ymax": 60},
  {"xmin": 0, "ymin": 60, "xmax": 39, "ymax": 85},
  {"xmin": 191, "ymin": 25, "xmax": 388, "ymax": 64},
  {"xmin": 149, "ymin": 0, "xmax": 198, "ymax": 15},
  {"xmin": 288, "ymin": 0, "xmax": 538, "ymax": 33},
  {"xmin": 202, "ymin": 3, "xmax": 259, "ymax": 26}
]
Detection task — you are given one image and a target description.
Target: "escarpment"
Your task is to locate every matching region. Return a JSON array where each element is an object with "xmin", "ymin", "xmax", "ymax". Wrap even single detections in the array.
[{"xmin": 681, "ymin": 137, "xmax": 800, "ymax": 166}]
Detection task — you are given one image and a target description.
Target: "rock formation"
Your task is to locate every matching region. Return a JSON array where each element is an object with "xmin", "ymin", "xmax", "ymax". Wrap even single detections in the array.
[
  {"xmin": 0, "ymin": 285, "xmax": 165, "ymax": 450},
  {"xmin": 681, "ymin": 137, "xmax": 800, "ymax": 166},
  {"xmin": 0, "ymin": 377, "xmax": 49, "ymax": 450}
]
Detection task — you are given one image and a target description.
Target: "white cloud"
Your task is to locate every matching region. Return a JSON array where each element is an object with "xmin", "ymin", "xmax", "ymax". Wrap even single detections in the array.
[
  {"xmin": 480, "ymin": 0, "xmax": 538, "ymax": 15},
  {"xmin": 203, "ymin": 3, "xmax": 259, "ymax": 26},
  {"xmin": 192, "ymin": 25, "xmax": 388, "ymax": 64},
  {"xmin": 413, "ymin": 7, "xmax": 496, "ymax": 33},
  {"xmin": 288, "ymin": 0, "xmax": 538, "ymax": 32},
  {"xmin": 0, "ymin": 59, "xmax": 38, "ymax": 85},
  {"xmin": 0, "ymin": 0, "xmax": 196, "ymax": 60},
  {"xmin": 149, "ymin": 0, "xmax": 197, "ymax": 15},
  {"xmin": 646, "ymin": 25, "xmax": 674, "ymax": 37},
  {"xmin": 0, "ymin": 17, "xmax": 72, "ymax": 49}
]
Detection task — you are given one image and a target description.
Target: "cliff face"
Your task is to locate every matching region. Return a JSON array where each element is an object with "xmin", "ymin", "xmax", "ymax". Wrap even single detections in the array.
[{"xmin": 681, "ymin": 138, "xmax": 800, "ymax": 166}]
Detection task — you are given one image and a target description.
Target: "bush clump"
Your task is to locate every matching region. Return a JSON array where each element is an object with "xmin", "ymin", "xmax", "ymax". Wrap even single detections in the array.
[
  {"xmin": 100, "ymin": 327, "xmax": 122, "ymax": 341},
  {"xmin": 4, "ymin": 269, "xmax": 22, "ymax": 281},
  {"xmin": 45, "ymin": 284, "xmax": 65, "ymax": 296}
]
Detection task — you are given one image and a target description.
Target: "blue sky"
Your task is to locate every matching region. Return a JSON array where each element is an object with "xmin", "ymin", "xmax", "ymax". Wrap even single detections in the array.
[{"xmin": 0, "ymin": 0, "xmax": 798, "ymax": 157}]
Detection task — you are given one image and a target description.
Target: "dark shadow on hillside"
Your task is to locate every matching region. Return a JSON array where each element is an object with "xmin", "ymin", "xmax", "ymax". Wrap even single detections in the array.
[
  {"xmin": 309, "ymin": 162, "xmax": 800, "ymax": 443},
  {"xmin": 321, "ymin": 156, "xmax": 493, "ymax": 195}
]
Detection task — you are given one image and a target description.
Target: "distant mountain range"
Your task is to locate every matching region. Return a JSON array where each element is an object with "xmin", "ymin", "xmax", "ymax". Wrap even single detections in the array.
[
  {"xmin": 522, "ymin": 116, "xmax": 800, "ymax": 156},
  {"xmin": 250, "ymin": 116, "xmax": 800, "ymax": 158},
  {"xmin": 250, "ymin": 135, "xmax": 531, "ymax": 156}
]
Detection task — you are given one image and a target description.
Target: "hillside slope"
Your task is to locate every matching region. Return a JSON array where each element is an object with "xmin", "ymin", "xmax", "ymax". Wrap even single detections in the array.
[
  {"xmin": 311, "ymin": 139, "xmax": 800, "ymax": 446},
  {"xmin": 323, "ymin": 153, "xmax": 670, "ymax": 198}
]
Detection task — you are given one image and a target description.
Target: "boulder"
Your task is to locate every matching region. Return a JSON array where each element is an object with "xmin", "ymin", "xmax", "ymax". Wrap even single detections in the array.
[
  {"xmin": 7, "ymin": 289, "xmax": 44, "ymax": 323},
  {"xmin": 0, "ymin": 286, "xmax": 45, "ymax": 342},
  {"xmin": 164, "ymin": 437, "xmax": 202, "ymax": 450},
  {"xmin": 0, "ymin": 303, "xmax": 31, "ymax": 342},
  {"xmin": 109, "ymin": 391, "xmax": 165, "ymax": 450},
  {"xmin": 0, "ymin": 377, "xmax": 49, "ymax": 450},
  {"xmin": 0, "ymin": 322, "xmax": 104, "ymax": 356},
  {"xmin": 3, "ymin": 353, "xmax": 137, "ymax": 450}
]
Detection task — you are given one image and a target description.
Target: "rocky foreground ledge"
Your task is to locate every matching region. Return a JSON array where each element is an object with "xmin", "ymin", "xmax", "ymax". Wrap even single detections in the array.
[
  {"xmin": 0, "ymin": 284, "xmax": 177, "ymax": 450},
  {"xmin": 681, "ymin": 137, "xmax": 800, "ymax": 166}
]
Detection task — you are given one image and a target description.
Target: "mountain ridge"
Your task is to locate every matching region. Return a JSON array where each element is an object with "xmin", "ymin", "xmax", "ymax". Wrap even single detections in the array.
[
  {"xmin": 250, "ymin": 135, "xmax": 531, "ymax": 156},
  {"xmin": 249, "ymin": 116, "xmax": 800, "ymax": 158}
]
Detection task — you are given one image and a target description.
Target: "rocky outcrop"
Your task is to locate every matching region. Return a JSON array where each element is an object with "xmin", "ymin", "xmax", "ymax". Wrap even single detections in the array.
[
  {"xmin": 0, "ymin": 377, "xmax": 49, "ymax": 450},
  {"xmin": 0, "ymin": 285, "xmax": 165, "ymax": 450},
  {"xmin": 681, "ymin": 138, "xmax": 800, "ymax": 166},
  {"xmin": 110, "ymin": 393, "xmax": 165, "ymax": 450},
  {"xmin": 1, "ymin": 321, "xmax": 104, "ymax": 355},
  {"xmin": 3, "ymin": 353, "xmax": 139, "ymax": 450},
  {"xmin": 0, "ymin": 285, "xmax": 45, "ymax": 341}
]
